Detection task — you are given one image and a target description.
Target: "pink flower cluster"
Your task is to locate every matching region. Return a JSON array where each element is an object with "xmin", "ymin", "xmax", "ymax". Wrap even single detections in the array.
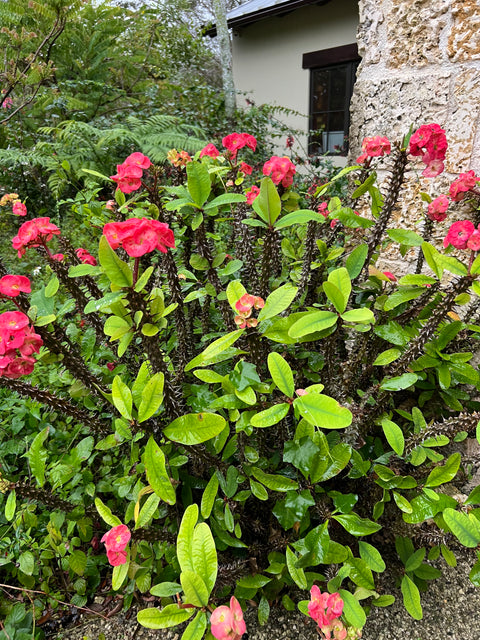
[
  {"xmin": 427, "ymin": 195, "xmax": 449, "ymax": 222},
  {"xmin": 234, "ymin": 293, "xmax": 264, "ymax": 328},
  {"xmin": 110, "ymin": 152, "xmax": 151, "ymax": 194},
  {"xmin": 409, "ymin": 123, "xmax": 447, "ymax": 177},
  {"xmin": 0, "ymin": 275, "xmax": 31, "ymax": 297},
  {"xmin": 75, "ymin": 247, "xmax": 97, "ymax": 265},
  {"xmin": 0, "ymin": 193, "xmax": 27, "ymax": 216},
  {"xmin": 222, "ymin": 132, "xmax": 257, "ymax": 162},
  {"xmin": 12, "ymin": 201, "xmax": 27, "ymax": 216},
  {"xmin": 449, "ymin": 170, "xmax": 479, "ymax": 202},
  {"xmin": 200, "ymin": 143, "xmax": 220, "ymax": 159},
  {"xmin": 443, "ymin": 220, "xmax": 480, "ymax": 251},
  {"xmin": 103, "ymin": 218, "xmax": 175, "ymax": 258},
  {"xmin": 263, "ymin": 156, "xmax": 296, "ymax": 188},
  {"xmin": 308, "ymin": 587, "xmax": 345, "ymax": 639},
  {"xmin": 2, "ymin": 97, "xmax": 13, "ymax": 110},
  {"xmin": 245, "ymin": 185, "xmax": 260, "ymax": 205},
  {"xmin": 0, "ymin": 310, "xmax": 43, "ymax": 379},
  {"xmin": 101, "ymin": 524, "xmax": 130, "ymax": 567},
  {"xmin": 167, "ymin": 149, "xmax": 192, "ymax": 167},
  {"xmin": 12, "ymin": 217, "xmax": 61, "ymax": 258},
  {"xmin": 356, "ymin": 136, "xmax": 391, "ymax": 164},
  {"xmin": 210, "ymin": 596, "xmax": 246, "ymax": 640}
]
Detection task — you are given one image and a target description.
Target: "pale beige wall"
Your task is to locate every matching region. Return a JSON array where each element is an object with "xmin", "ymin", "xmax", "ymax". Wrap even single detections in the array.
[{"xmin": 231, "ymin": 0, "xmax": 358, "ymax": 159}]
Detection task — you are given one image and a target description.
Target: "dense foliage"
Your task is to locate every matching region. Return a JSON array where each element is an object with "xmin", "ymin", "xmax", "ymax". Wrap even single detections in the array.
[{"xmin": 1, "ymin": 125, "xmax": 480, "ymax": 640}]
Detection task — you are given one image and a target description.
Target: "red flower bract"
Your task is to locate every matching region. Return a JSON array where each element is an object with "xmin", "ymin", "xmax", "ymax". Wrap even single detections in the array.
[
  {"xmin": 263, "ymin": 156, "xmax": 296, "ymax": 188},
  {"xmin": 443, "ymin": 220, "xmax": 475, "ymax": 250},
  {"xmin": 12, "ymin": 217, "xmax": 60, "ymax": 257},
  {"xmin": 449, "ymin": 170, "xmax": 479, "ymax": 202},
  {"xmin": 409, "ymin": 123, "xmax": 447, "ymax": 177},
  {"xmin": 103, "ymin": 218, "xmax": 175, "ymax": 257},
  {"xmin": 0, "ymin": 275, "xmax": 31, "ymax": 297},
  {"xmin": 0, "ymin": 311, "xmax": 42, "ymax": 378}
]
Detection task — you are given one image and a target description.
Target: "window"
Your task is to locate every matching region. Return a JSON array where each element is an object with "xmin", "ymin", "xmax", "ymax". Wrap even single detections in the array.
[{"xmin": 303, "ymin": 44, "xmax": 360, "ymax": 156}]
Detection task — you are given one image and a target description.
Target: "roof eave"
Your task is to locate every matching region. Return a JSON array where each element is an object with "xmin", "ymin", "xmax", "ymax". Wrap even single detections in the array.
[{"xmin": 205, "ymin": 0, "xmax": 333, "ymax": 37}]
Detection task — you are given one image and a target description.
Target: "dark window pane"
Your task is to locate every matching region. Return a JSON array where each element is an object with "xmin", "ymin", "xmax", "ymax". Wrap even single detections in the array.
[
  {"xmin": 329, "ymin": 111, "xmax": 345, "ymax": 130},
  {"xmin": 311, "ymin": 69, "xmax": 329, "ymax": 112},
  {"xmin": 330, "ymin": 66, "xmax": 347, "ymax": 110}
]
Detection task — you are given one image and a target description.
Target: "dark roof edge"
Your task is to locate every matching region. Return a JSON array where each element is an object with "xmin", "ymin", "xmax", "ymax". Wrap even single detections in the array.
[{"xmin": 205, "ymin": 0, "xmax": 333, "ymax": 37}]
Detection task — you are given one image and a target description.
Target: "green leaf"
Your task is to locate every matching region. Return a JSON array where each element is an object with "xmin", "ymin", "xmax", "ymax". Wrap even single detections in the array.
[
  {"xmin": 258, "ymin": 283, "xmax": 298, "ymax": 322},
  {"xmin": 250, "ymin": 403, "xmax": 290, "ymax": 428},
  {"xmin": 5, "ymin": 490, "xmax": 16, "ymax": 522},
  {"xmin": 373, "ymin": 348, "xmax": 401, "ymax": 366},
  {"xmin": 274, "ymin": 209, "xmax": 320, "ymax": 228},
  {"xmin": 98, "ymin": 235, "xmax": 133, "ymax": 288},
  {"xmin": 186, "ymin": 162, "xmax": 211, "ymax": 207},
  {"xmin": 19, "ymin": 551, "xmax": 35, "ymax": 576},
  {"xmin": 201, "ymin": 475, "xmax": 219, "ymax": 519},
  {"xmin": 383, "ymin": 287, "xmax": 425, "ymax": 311},
  {"xmin": 112, "ymin": 375, "xmax": 133, "ymax": 420},
  {"xmin": 286, "ymin": 546, "xmax": 307, "ymax": 589},
  {"xmin": 27, "ymin": 426, "xmax": 49, "ymax": 487},
  {"xmin": 380, "ymin": 373, "xmax": 418, "ymax": 391},
  {"xmin": 250, "ymin": 479, "xmax": 268, "ymax": 500},
  {"xmin": 204, "ymin": 193, "xmax": 246, "ymax": 210},
  {"xmin": 104, "ymin": 315, "xmax": 132, "ymax": 341},
  {"xmin": 425, "ymin": 452, "xmax": 461, "ymax": 487},
  {"xmin": 68, "ymin": 550, "xmax": 87, "ymax": 576},
  {"xmin": 185, "ymin": 330, "xmax": 245, "ymax": 371},
  {"xmin": 372, "ymin": 594, "xmax": 395, "ymax": 607},
  {"xmin": 401, "ymin": 575, "xmax": 422, "ymax": 620},
  {"xmin": 347, "ymin": 557, "xmax": 375, "ymax": 589},
  {"xmin": 144, "ymin": 437, "xmax": 176, "ymax": 505},
  {"xmin": 138, "ymin": 373, "xmax": 164, "ymax": 422},
  {"xmin": 288, "ymin": 311, "xmax": 338, "ymax": 338},
  {"xmin": 381, "ymin": 418, "xmax": 405, "ymax": 456},
  {"xmin": 251, "ymin": 467, "xmax": 298, "ymax": 492},
  {"xmin": 440, "ymin": 544, "xmax": 457, "ymax": 567},
  {"xmin": 392, "ymin": 491, "xmax": 412, "ymax": 514},
  {"xmin": 358, "ymin": 542, "xmax": 386, "ymax": 573},
  {"xmin": 253, "ymin": 177, "xmax": 281, "ymax": 225},
  {"xmin": 177, "ymin": 505, "xmax": 198, "ymax": 573},
  {"xmin": 164, "ymin": 413, "xmax": 226, "ymax": 445},
  {"xmin": 137, "ymin": 605, "xmax": 194, "ymax": 629},
  {"xmin": 294, "ymin": 393, "xmax": 352, "ymax": 429},
  {"xmin": 339, "ymin": 590, "xmax": 366, "ymax": 628},
  {"xmin": 258, "ymin": 595, "xmax": 270, "ymax": 626},
  {"xmin": 192, "ymin": 522, "xmax": 217, "ymax": 595},
  {"xmin": 226, "ymin": 280, "xmax": 247, "ymax": 311},
  {"xmin": 181, "ymin": 611, "xmax": 207, "ymax": 640},
  {"xmin": 328, "ymin": 267, "xmax": 351, "ymax": 313},
  {"xmin": 443, "ymin": 508, "xmax": 480, "ymax": 547},
  {"xmin": 180, "ymin": 570, "xmax": 209, "ymax": 607},
  {"xmin": 84, "ymin": 291, "xmax": 125, "ymax": 314},
  {"xmin": 332, "ymin": 513, "xmax": 381, "ymax": 536},
  {"xmin": 422, "ymin": 242, "xmax": 443, "ymax": 279},
  {"xmin": 94, "ymin": 497, "xmax": 122, "ymax": 527},
  {"xmin": 346, "ymin": 244, "xmax": 368, "ymax": 279},
  {"xmin": 136, "ymin": 493, "xmax": 160, "ymax": 529},
  {"xmin": 45, "ymin": 275, "xmax": 59, "ymax": 297},
  {"xmin": 68, "ymin": 263, "xmax": 101, "ymax": 278},
  {"xmin": 323, "ymin": 281, "xmax": 346, "ymax": 314},
  {"xmin": 150, "ymin": 582, "xmax": 182, "ymax": 597},
  {"xmin": 267, "ymin": 352, "xmax": 294, "ymax": 397},
  {"xmin": 341, "ymin": 308, "xmax": 375, "ymax": 324},
  {"xmin": 387, "ymin": 229, "xmax": 424, "ymax": 246}
]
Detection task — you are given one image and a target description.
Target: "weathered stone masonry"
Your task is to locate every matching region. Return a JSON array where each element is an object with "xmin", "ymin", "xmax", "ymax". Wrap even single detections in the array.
[{"xmin": 349, "ymin": 0, "xmax": 480, "ymax": 271}]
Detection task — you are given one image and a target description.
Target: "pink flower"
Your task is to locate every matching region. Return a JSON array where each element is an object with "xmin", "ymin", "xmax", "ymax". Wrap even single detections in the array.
[
  {"xmin": 263, "ymin": 156, "xmax": 296, "ymax": 188},
  {"xmin": 101, "ymin": 524, "xmax": 131, "ymax": 552},
  {"xmin": 0, "ymin": 311, "xmax": 42, "ymax": 378},
  {"xmin": 210, "ymin": 596, "xmax": 246, "ymax": 640},
  {"xmin": 12, "ymin": 217, "xmax": 61, "ymax": 257},
  {"xmin": 106, "ymin": 549, "xmax": 128, "ymax": 566},
  {"xmin": 356, "ymin": 136, "xmax": 391, "ymax": 163},
  {"xmin": 308, "ymin": 586, "xmax": 344, "ymax": 628},
  {"xmin": 167, "ymin": 149, "xmax": 192, "ymax": 167},
  {"xmin": 467, "ymin": 229, "xmax": 480, "ymax": 251},
  {"xmin": 1, "ymin": 97, "xmax": 13, "ymax": 109},
  {"xmin": 200, "ymin": 143, "xmax": 220, "ymax": 159},
  {"xmin": 320, "ymin": 618, "xmax": 348, "ymax": 640},
  {"xmin": 318, "ymin": 202, "xmax": 329, "ymax": 218},
  {"xmin": 110, "ymin": 162, "xmax": 143, "ymax": 194},
  {"xmin": 427, "ymin": 195, "xmax": 449, "ymax": 222},
  {"xmin": 103, "ymin": 218, "xmax": 175, "ymax": 258},
  {"xmin": 51, "ymin": 253, "xmax": 64, "ymax": 262},
  {"xmin": 443, "ymin": 220, "xmax": 475, "ymax": 250},
  {"xmin": 383, "ymin": 271, "xmax": 397, "ymax": 281},
  {"xmin": 76, "ymin": 248, "xmax": 97, "ymax": 266},
  {"xmin": 12, "ymin": 201, "xmax": 27, "ymax": 216},
  {"xmin": 105, "ymin": 200, "xmax": 116, "ymax": 211},
  {"xmin": 234, "ymin": 293, "xmax": 264, "ymax": 328},
  {"xmin": 239, "ymin": 162, "xmax": 252, "ymax": 175},
  {"xmin": 0, "ymin": 275, "xmax": 31, "ymax": 297},
  {"xmin": 245, "ymin": 185, "xmax": 260, "ymax": 205},
  {"xmin": 409, "ymin": 123, "xmax": 447, "ymax": 177},
  {"xmin": 449, "ymin": 170, "xmax": 479, "ymax": 202},
  {"xmin": 222, "ymin": 133, "xmax": 257, "ymax": 161},
  {"xmin": 124, "ymin": 152, "xmax": 151, "ymax": 170}
]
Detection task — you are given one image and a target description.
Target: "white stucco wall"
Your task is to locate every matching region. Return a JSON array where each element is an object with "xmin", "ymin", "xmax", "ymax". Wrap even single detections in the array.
[{"xmin": 231, "ymin": 0, "xmax": 359, "ymax": 159}]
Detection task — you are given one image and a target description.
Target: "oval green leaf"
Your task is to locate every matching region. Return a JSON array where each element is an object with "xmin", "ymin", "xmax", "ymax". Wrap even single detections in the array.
[{"xmin": 164, "ymin": 413, "xmax": 226, "ymax": 445}]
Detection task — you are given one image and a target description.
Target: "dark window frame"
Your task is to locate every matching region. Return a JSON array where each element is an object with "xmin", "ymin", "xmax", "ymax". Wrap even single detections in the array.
[{"xmin": 303, "ymin": 44, "xmax": 360, "ymax": 156}]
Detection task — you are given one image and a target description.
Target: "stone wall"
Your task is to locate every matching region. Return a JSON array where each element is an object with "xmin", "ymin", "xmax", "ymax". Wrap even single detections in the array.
[{"xmin": 350, "ymin": 0, "xmax": 480, "ymax": 272}]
